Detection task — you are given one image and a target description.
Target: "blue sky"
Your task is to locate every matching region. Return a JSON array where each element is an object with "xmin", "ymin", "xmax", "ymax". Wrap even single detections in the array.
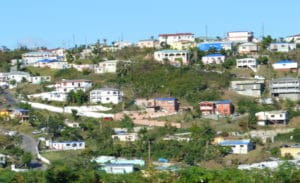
[{"xmin": 1, "ymin": 0, "xmax": 299, "ymax": 48}]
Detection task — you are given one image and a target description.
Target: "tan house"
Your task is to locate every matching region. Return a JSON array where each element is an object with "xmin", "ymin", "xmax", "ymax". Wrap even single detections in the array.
[{"xmin": 281, "ymin": 145, "xmax": 300, "ymax": 159}]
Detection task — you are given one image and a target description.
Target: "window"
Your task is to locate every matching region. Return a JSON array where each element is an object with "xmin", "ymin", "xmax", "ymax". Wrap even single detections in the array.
[
  {"xmin": 271, "ymin": 115, "xmax": 275, "ymax": 118},
  {"xmin": 106, "ymin": 98, "xmax": 109, "ymax": 101},
  {"xmin": 240, "ymin": 145, "xmax": 244, "ymax": 147},
  {"xmin": 66, "ymin": 143, "xmax": 70, "ymax": 146}
]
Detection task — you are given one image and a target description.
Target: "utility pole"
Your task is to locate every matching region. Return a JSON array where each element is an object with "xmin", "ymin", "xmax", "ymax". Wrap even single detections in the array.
[
  {"xmin": 205, "ymin": 25, "xmax": 208, "ymax": 41},
  {"xmin": 148, "ymin": 140, "xmax": 151, "ymax": 167}
]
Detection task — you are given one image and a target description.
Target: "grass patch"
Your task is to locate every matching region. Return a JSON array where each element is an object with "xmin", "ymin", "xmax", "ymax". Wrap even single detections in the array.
[{"xmin": 41, "ymin": 150, "xmax": 83, "ymax": 165}]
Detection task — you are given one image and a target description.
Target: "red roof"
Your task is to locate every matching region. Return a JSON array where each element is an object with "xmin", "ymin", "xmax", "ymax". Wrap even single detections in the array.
[{"xmin": 159, "ymin": 33, "xmax": 194, "ymax": 37}]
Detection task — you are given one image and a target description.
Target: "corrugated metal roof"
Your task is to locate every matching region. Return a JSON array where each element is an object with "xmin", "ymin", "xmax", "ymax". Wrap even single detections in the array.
[{"xmin": 219, "ymin": 140, "xmax": 251, "ymax": 146}]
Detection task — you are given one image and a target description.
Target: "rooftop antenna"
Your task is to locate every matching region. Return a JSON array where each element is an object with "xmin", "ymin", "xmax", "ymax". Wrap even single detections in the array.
[
  {"xmin": 72, "ymin": 34, "xmax": 75, "ymax": 47},
  {"xmin": 261, "ymin": 22, "xmax": 265, "ymax": 39},
  {"xmin": 205, "ymin": 25, "xmax": 208, "ymax": 41}
]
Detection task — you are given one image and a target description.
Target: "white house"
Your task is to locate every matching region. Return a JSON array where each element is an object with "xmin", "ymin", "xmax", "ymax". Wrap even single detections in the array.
[
  {"xmin": 269, "ymin": 43, "xmax": 296, "ymax": 52},
  {"xmin": 201, "ymin": 53, "xmax": 225, "ymax": 64},
  {"xmin": 114, "ymin": 41, "xmax": 133, "ymax": 49},
  {"xmin": 238, "ymin": 42, "xmax": 258, "ymax": 54},
  {"xmin": 272, "ymin": 60, "xmax": 298, "ymax": 71},
  {"xmin": 236, "ymin": 58, "xmax": 258, "ymax": 72},
  {"xmin": 90, "ymin": 88, "xmax": 123, "ymax": 104},
  {"xmin": 226, "ymin": 31, "xmax": 254, "ymax": 43},
  {"xmin": 158, "ymin": 33, "xmax": 195, "ymax": 45},
  {"xmin": 255, "ymin": 110, "xmax": 288, "ymax": 126},
  {"xmin": 64, "ymin": 119, "xmax": 80, "ymax": 128},
  {"xmin": 7, "ymin": 71, "xmax": 31, "ymax": 83},
  {"xmin": 219, "ymin": 139, "xmax": 253, "ymax": 154},
  {"xmin": 154, "ymin": 50, "xmax": 190, "ymax": 66},
  {"xmin": 22, "ymin": 51, "xmax": 60, "ymax": 65},
  {"xmin": 27, "ymin": 91, "xmax": 68, "ymax": 102},
  {"xmin": 112, "ymin": 133, "xmax": 139, "ymax": 142},
  {"xmin": 30, "ymin": 76, "xmax": 51, "ymax": 84},
  {"xmin": 33, "ymin": 60, "xmax": 71, "ymax": 69},
  {"xmin": 103, "ymin": 163, "xmax": 134, "ymax": 174},
  {"xmin": 95, "ymin": 60, "xmax": 118, "ymax": 74},
  {"xmin": 55, "ymin": 79, "xmax": 92, "ymax": 93},
  {"xmin": 71, "ymin": 64, "xmax": 95, "ymax": 72},
  {"xmin": 46, "ymin": 140, "xmax": 85, "ymax": 150},
  {"xmin": 285, "ymin": 34, "xmax": 300, "ymax": 44}
]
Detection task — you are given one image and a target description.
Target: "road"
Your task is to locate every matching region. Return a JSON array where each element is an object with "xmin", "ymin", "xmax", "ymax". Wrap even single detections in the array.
[
  {"xmin": 0, "ymin": 88, "xmax": 17, "ymax": 108},
  {"xmin": 20, "ymin": 133, "xmax": 38, "ymax": 155}
]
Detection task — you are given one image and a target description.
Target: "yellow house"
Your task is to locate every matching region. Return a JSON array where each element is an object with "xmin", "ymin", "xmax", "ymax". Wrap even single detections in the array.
[
  {"xmin": 280, "ymin": 145, "xmax": 300, "ymax": 159},
  {"xmin": 170, "ymin": 40, "xmax": 196, "ymax": 50},
  {"xmin": 0, "ymin": 110, "xmax": 10, "ymax": 118}
]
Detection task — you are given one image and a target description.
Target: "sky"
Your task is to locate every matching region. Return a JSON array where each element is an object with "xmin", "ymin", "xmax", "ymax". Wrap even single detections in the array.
[{"xmin": 1, "ymin": 0, "xmax": 300, "ymax": 49}]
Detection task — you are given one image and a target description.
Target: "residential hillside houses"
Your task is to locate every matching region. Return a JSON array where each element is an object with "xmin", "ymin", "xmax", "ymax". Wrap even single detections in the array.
[
  {"xmin": 269, "ymin": 43, "xmax": 296, "ymax": 52},
  {"xmin": 230, "ymin": 79, "xmax": 264, "ymax": 97},
  {"xmin": 201, "ymin": 54, "xmax": 225, "ymax": 65},
  {"xmin": 198, "ymin": 42, "xmax": 232, "ymax": 51},
  {"xmin": 238, "ymin": 42, "xmax": 258, "ymax": 54},
  {"xmin": 55, "ymin": 79, "xmax": 92, "ymax": 93},
  {"xmin": 0, "ymin": 108, "xmax": 30, "ymax": 122},
  {"xmin": 280, "ymin": 145, "xmax": 300, "ymax": 159},
  {"xmin": 226, "ymin": 31, "xmax": 254, "ymax": 43},
  {"xmin": 199, "ymin": 100, "xmax": 233, "ymax": 116},
  {"xmin": 236, "ymin": 58, "xmax": 258, "ymax": 72},
  {"xmin": 272, "ymin": 60, "xmax": 298, "ymax": 71},
  {"xmin": 154, "ymin": 50, "xmax": 190, "ymax": 67},
  {"xmin": 270, "ymin": 77, "xmax": 300, "ymax": 101},
  {"xmin": 30, "ymin": 76, "xmax": 51, "ymax": 84},
  {"xmin": 158, "ymin": 33, "xmax": 195, "ymax": 45},
  {"xmin": 90, "ymin": 88, "xmax": 123, "ymax": 104},
  {"xmin": 255, "ymin": 110, "xmax": 288, "ymax": 126},
  {"xmin": 46, "ymin": 140, "xmax": 85, "ymax": 150}
]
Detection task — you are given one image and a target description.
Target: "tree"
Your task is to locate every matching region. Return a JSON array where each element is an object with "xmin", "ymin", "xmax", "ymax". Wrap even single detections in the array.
[
  {"xmin": 260, "ymin": 35, "xmax": 274, "ymax": 50},
  {"xmin": 22, "ymin": 152, "xmax": 32, "ymax": 168}
]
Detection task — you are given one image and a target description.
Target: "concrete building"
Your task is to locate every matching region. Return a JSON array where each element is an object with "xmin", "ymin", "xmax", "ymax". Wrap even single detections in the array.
[
  {"xmin": 201, "ymin": 53, "xmax": 225, "ymax": 65},
  {"xmin": 103, "ymin": 163, "xmax": 134, "ymax": 174},
  {"xmin": 218, "ymin": 139, "xmax": 253, "ymax": 154},
  {"xmin": 71, "ymin": 64, "xmax": 95, "ymax": 72},
  {"xmin": 90, "ymin": 88, "xmax": 123, "ymax": 104},
  {"xmin": 269, "ymin": 43, "xmax": 296, "ymax": 52},
  {"xmin": 285, "ymin": 34, "xmax": 300, "ymax": 44},
  {"xmin": 33, "ymin": 60, "xmax": 70, "ymax": 69},
  {"xmin": 238, "ymin": 42, "xmax": 258, "ymax": 54},
  {"xmin": 28, "ymin": 91, "xmax": 68, "ymax": 102},
  {"xmin": 55, "ymin": 79, "xmax": 92, "ymax": 93},
  {"xmin": 154, "ymin": 50, "xmax": 190, "ymax": 66},
  {"xmin": 46, "ymin": 140, "xmax": 85, "ymax": 150},
  {"xmin": 230, "ymin": 79, "xmax": 264, "ymax": 97},
  {"xmin": 270, "ymin": 77, "xmax": 300, "ymax": 101},
  {"xmin": 226, "ymin": 31, "xmax": 254, "ymax": 43},
  {"xmin": 281, "ymin": 145, "xmax": 300, "ymax": 159},
  {"xmin": 199, "ymin": 100, "xmax": 233, "ymax": 116},
  {"xmin": 272, "ymin": 60, "xmax": 298, "ymax": 71},
  {"xmin": 155, "ymin": 97, "xmax": 179, "ymax": 112},
  {"xmin": 236, "ymin": 58, "xmax": 258, "ymax": 72},
  {"xmin": 137, "ymin": 39, "xmax": 159, "ymax": 48},
  {"xmin": 95, "ymin": 60, "xmax": 131, "ymax": 74},
  {"xmin": 30, "ymin": 76, "xmax": 51, "ymax": 84},
  {"xmin": 158, "ymin": 33, "xmax": 195, "ymax": 45},
  {"xmin": 198, "ymin": 42, "xmax": 232, "ymax": 51},
  {"xmin": 255, "ymin": 110, "xmax": 288, "ymax": 126},
  {"xmin": 6, "ymin": 71, "xmax": 31, "ymax": 83},
  {"xmin": 22, "ymin": 51, "xmax": 60, "ymax": 65},
  {"xmin": 112, "ymin": 133, "xmax": 139, "ymax": 142}
]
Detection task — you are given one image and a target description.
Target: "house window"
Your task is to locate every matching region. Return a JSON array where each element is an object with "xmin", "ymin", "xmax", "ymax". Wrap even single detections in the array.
[
  {"xmin": 72, "ymin": 143, "xmax": 77, "ymax": 147},
  {"xmin": 271, "ymin": 115, "xmax": 275, "ymax": 118},
  {"xmin": 66, "ymin": 143, "xmax": 70, "ymax": 146},
  {"xmin": 240, "ymin": 145, "xmax": 244, "ymax": 147},
  {"xmin": 106, "ymin": 98, "xmax": 109, "ymax": 101}
]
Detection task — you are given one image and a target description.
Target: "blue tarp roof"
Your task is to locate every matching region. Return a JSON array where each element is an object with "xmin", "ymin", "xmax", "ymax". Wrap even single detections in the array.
[
  {"xmin": 155, "ymin": 97, "xmax": 177, "ymax": 101},
  {"xmin": 275, "ymin": 60, "xmax": 296, "ymax": 64},
  {"xmin": 37, "ymin": 59, "xmax": 59, "ymax": 63},
  {"xmin": 215, "ymin": 100, "xmax": 232, "ymax": 104},
  {"xmin": 219, "ymin": 140, "xmax": 251, "ymax": 146},
  {"xmin": 203, "ymin": 53, "xmax": 224, "ymax": 57},
  {"xmin": 198, "ymin": 43, "xmax": 223, "ymax": 51}
]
